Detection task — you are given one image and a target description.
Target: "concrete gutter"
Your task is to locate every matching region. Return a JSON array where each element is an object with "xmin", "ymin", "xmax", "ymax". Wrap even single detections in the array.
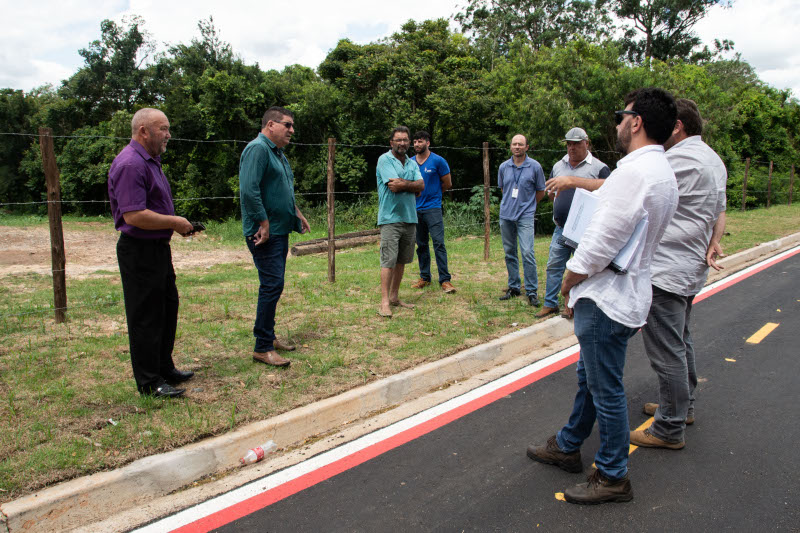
[{"xmin": 2, "ymin": 231, "xmax": 799, "ymax": 533}]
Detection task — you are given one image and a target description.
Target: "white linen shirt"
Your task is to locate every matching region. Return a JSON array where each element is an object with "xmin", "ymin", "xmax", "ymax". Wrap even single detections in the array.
[
  {"xmin": 566, "ymin": 144, "xmax": 678, "ymax": 328},
  {"xmin": 650, "ymin": 136, "xmax": 728, "ymax": 296}
]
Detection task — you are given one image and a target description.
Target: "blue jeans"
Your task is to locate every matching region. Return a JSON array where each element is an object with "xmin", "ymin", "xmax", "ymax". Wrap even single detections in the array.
[
  {"xmin": 543, "ymin": 225, "xmax": 573, "ymax": 308},
  {"xmin": 640, "ymin": 286, "xmax": 696, "ymax": 443},
  {"xmin": 499, "ymin": 217, "xmax": 537, "ymax": 296},
  {"xmin": 557, "ymin": 298, "xmax": 637, "ymax": 481},
  {"xmin": 416, "ymin": 208, "xmax": 451, "ymax": 284},
  {"xmin": 246, "ymin": 234, "xmax": 289, "ymax": 353}
]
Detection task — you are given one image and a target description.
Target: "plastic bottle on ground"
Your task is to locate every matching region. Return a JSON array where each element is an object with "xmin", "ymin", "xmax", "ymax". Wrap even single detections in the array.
[{"xmin": 240, "ymin": 440, "xmax": 277, "ymax": 465}]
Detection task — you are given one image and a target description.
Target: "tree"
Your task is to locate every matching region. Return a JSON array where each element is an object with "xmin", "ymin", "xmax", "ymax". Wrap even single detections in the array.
[{"xmin": 612, "ymin": 0, "xmax": 733, "ymax": 63}]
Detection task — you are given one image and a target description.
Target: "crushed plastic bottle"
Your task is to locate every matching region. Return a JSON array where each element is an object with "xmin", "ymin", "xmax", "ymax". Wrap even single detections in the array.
[{"xmin": 240, "ymin": 440, "xmax": 277, "ymax": 465}]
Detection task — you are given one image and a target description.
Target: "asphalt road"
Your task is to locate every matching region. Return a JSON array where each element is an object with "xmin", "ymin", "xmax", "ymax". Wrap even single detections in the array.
[{"xmin": 195, "ymin": 252, "xmax": 800, "ymax": 532}]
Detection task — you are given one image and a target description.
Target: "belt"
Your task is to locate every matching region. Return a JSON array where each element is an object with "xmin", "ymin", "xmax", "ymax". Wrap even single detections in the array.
[{"xmin": 120, "ymin": 233, "xmax": 171, "ymax": 245}]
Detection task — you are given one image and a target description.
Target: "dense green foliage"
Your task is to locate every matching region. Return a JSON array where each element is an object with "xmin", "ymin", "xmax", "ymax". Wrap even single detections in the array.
[{"xmin": 1, "ymin": 9, "xmax": 798, "ymax": 220}]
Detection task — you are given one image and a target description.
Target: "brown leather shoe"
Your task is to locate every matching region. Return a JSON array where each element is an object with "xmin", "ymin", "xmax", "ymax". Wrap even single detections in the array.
[
  {"xmin": 643, "ymin": 402, "xmax": 694, "ymax": 424},
  {"xmin": 253, "ymin": 351, "xmax": 291, "ymax": 367},
  {"xmin": 441, "ymin": 281, "xmax": 457, "ymax": 294},
  {"xmin": 526, "ymin": 435, "xmax": 583, "ymax": 473},
  {"xmin": 535, "ymin": 305, "xmax": 559, "ymax": 318},
  {"xmin": 564, "ymin": 469, "xmax": 633, "ymax": 505},
  {"xmin": 411, "ymin": 278, "xmax": 431, "ymax": 289},
  {"xmin": 630, "ymin": 428, "xmax": 685, "ymax": 449},
  {"xmin": 274, "ymin": 339, "xmax": 296, "ymax": 351}
]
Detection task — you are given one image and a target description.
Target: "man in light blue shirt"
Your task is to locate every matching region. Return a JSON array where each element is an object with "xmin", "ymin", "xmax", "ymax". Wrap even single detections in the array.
[
  {"xmin": 376, "ymin": 126, "xmax": 424, "ymax": 318},
  {"xmin": 497, "ymin": 134, "xmax": 546, "ymax": 306}
]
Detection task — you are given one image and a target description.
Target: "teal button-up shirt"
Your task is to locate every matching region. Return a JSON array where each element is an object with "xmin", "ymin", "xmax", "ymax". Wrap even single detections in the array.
[
  {"xmin": 376, "ymin": 150, "xmax": 423, "ymax": 226},
  {"xmin": 239, "ymin": 133, "xmax": 301, "ymax": 237}
]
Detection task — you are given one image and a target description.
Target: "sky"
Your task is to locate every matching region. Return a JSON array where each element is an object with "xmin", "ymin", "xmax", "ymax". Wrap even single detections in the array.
[{"xmin": 1, "ymin": 0, "xmax": 799, "ymax": 98}]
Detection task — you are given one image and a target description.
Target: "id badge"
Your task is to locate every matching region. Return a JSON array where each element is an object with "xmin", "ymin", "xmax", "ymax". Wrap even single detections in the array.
[{"xmin": 512, "ymin": 188, "xmax": 519, "ymax": 199}]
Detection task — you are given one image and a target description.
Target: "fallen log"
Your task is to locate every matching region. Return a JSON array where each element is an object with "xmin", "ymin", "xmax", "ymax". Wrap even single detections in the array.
[{"xmin": 291, "ymin": 228, "xmax": 380, "ymax": 256}]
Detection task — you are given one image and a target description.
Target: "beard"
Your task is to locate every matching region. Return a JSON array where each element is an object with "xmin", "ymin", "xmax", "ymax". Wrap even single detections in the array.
[{"xmin": 615, "ymin": 121, "xmax": 632, "ymax": 154}]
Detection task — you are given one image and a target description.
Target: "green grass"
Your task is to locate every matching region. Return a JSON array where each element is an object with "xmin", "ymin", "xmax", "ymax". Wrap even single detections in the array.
[{"xmin": 0, "ymin": 203, "xmax": 799, "ymax": 500}]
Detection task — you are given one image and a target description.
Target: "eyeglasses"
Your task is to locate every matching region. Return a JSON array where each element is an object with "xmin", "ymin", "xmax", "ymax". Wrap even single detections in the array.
[
  {"xmin": 614, "ymin": 110, "xmax": 639, "ymax": 125},
  {"xmin": 273, "ymin": 120, "xmax": 295, "ymax": 129}
]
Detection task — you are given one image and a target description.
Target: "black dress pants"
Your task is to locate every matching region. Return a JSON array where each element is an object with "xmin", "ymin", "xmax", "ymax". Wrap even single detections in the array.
[{"xmin": 117, "ymin": 233, "xmax": 179, "ymax": 393}]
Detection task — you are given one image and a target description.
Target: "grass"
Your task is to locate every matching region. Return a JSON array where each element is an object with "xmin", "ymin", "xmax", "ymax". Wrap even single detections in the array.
[{"xmin": 0, "ymin": 203, "xmax": 799, "ymax": 501}]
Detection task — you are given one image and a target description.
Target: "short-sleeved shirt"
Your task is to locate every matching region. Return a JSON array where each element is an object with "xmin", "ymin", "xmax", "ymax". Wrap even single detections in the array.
[
  {"xmin": 376, "ymin": 150, "xmax": 423, "ymax": 225},
  {"xmin": 497, "ymin": 156, "xmax": 546, "ymax": 221},
  {"xmin": 650, "ymin": 136, "xmax": 728, "ymax": 296},
  {"xmin": 108, "ymin": 140, "xmax": 175, "ymax": 240},
  {"xmin": 414, "ymin": 152, "xmax": 450, "ymax": 211},
  {"xmin": 239, "ymin": 133, "xmax": 301, "ymax": 237},
  {"xmin": 550, "ymin": 152, "xmax": 611, "ymax": 227}
]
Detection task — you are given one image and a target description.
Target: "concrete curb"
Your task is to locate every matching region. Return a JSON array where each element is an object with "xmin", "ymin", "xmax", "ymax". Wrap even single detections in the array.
[{"xmin": 2, "ymin": 231, "xmax": 799, "ymax": 532}]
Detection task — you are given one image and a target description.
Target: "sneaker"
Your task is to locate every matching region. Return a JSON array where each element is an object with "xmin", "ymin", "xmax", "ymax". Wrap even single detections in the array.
[
  {"xmin": 527, "ymin": 294, "xmax": 540, "ymax": 307},
  {"xmin": 499, "ymin": 288, "xmax": 521, "ymax": 301},
  {"xmin": 526, "ymin": 435, "xmax": 583, "ymax": 473},
  {"xmin": 441, "ymin": 281, "xmax": 457, "ymax": 294},
  {"xmin": 411, "ymin": 278, "xmax": 431, "ymax": 289},
  {"xmin": 629, "ymin": 428, "xmax": 685, "ymax": 450},
  {"xmin": 564, "ymin": 469, "xmax": 633, "ymax": 505},
  {"xmin": 535, "ymin": 306, "xmax": 559, "ymax": 318},
  {"xmin": 643, "ymin": 402, "xmax": 694, "ymax": 425}
]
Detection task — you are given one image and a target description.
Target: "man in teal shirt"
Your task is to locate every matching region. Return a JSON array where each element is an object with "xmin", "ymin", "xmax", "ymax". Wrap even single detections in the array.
[
  {"xmin": 376, "ymin": 126, "xmax": 424, "ymax": 318},
  {"xmin": 239, "ymin": 106, "xmax": 310, "ymax": 367}
]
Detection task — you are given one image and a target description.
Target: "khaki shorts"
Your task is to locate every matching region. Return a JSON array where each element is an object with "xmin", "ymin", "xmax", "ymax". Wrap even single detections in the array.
[{"xmin": 380, "ymin": 222, "xmax": 416, "ymax": 268}]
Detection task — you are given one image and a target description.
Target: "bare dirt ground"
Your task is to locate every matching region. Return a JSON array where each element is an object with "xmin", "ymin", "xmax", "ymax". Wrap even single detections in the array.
[{"xmin": 0, "ymin": 223, "xmax": 250, "ymax": 278}]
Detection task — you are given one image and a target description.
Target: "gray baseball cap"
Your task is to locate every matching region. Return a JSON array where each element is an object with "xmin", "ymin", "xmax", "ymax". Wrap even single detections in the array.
[{"xmin": 565, "ymin": 127, "xmax": 588, "ymax": 141}]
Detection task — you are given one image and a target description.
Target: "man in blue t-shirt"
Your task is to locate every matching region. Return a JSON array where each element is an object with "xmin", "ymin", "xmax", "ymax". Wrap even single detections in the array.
[
  {"xmin": 410, "ymin": 131, "xmax": 457, "ymax": 294},
  {"xmin": 497, "ymin": 134, "xmax": 547, "ymax": 306}
]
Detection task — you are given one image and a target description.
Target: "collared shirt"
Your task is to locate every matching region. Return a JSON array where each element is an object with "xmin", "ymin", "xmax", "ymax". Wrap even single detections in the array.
[
  {"xmin": 566, "ymin": 144, "xmax": 678, "ymax": 328},
  {"xmin": 239, "ymin": 133, "xmax": 300, "ymax": 237},
  {"xmin": 550, "ymin": 152, "xmax": 611, "ymax": 227},
  {"xmin": 414, "ymin": 151, "xmax": 451, "ymax": 211},
  {"xmin": 651, "ymin": 136, "xmax": 728, "ymax": 296},
  {"xmin": 497, "ymin": 156, "xmax": 546, "ymax": 221},
  {"xmin": 108, "ymin": 140, "xmax": 175, "ymax": 240},
  {"xmin": 376, "ymin": 150, "xmax": 423, "ymax": 225}
]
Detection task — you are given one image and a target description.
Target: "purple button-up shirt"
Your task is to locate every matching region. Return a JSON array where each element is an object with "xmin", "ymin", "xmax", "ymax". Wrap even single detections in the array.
[{"xmin": 108, "ymin": 140, "xmax": 175, "ymax": 240}]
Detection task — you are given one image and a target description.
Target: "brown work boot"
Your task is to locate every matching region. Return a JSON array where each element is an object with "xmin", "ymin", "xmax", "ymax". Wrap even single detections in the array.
[
  {"xmin": 630, "ymin": 428, "xmax": 685, "ymax": 449},
  {"xmin": 274, "ymin": 339, "xmax": 296, "ymax": 351},
  {"xmin": 643, "ymin": 402, "xmax": 694, "ymax": 424},
  {"xmin": 526, "ymin": 435, "xmax": 583, "ymax": 473},
  {"xmin": 535, "ymin": 306, "xmax": 559, "ymax": 318},
  {"xmin": 564, "ymin": 469, "xmax": 633, "ymax": 505},
  {"xmin": 253, "ymin": 351, "xmax": 291, "ymax": 367},
  {"xmin": 411, "ymin": 278, "xmax": 431, "ymax": 289},
  {"xmin": 441, "ymin": 281, "xmax": 457, "ymax": 294}
]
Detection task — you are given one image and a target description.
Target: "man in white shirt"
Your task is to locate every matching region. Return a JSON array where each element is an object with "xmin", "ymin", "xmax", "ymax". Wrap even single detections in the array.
[
  {"xmin": 631, "ymin": 99, "xmax": 727, "ymax": 450},
  {"xmin": 527, "ymin": 88, "xmax": 679, "ymax": 505}
]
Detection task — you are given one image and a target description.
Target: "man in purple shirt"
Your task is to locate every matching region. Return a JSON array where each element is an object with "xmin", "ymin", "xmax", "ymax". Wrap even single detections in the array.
[{"xmin": 108, "ymin": 108, "xmax": 196, "ymax": 398}]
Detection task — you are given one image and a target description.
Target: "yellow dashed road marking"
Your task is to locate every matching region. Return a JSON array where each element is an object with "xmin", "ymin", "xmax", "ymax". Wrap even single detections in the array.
[
  {"xmin": 746, "ymin": 322, "xmax": 779, "ymax": 344},
  {"xmin": 725, "ymin": 358, "xmax": 736, "ymax": 362},
  {"xmin": 555, "ymin": 492, "xmax": 565, "ymax": 501}
]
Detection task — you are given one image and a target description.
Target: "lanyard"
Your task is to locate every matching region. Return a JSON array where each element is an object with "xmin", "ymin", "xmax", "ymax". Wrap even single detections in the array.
[{"xmin": 512, "ymin": 164, "xmax": 524, "ymax": 187}]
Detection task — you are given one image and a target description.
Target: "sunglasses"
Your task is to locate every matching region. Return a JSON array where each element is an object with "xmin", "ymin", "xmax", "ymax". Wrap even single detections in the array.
[
  {"xmin": 614, "ymin": 110, "xmax": 639, "ymax": 125},
  {"xmin": 273, "ymin": 120, "xmax": 295, "ymax": 129}
]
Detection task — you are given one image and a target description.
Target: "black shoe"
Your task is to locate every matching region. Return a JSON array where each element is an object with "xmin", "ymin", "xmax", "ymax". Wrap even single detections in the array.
[
  {"xmin": 563, "ymin": 469, "xmax": 633, "ymax": 505},
  {"xmin": 527, "ymin": 435, "xmax": 583, "ymax": 473},
  {"xmin": 527, "ymin": 294, "xmax": 540, "ymax": 307},
  {"xmin": 143, "ymin": 383, "xmax": 185, "ymax": 398},
  {"xmin": 499, "ymin": 288, "xmax": 521, "ymax": 301},
  {"xmin": 164, "ymin": 368, "xmax": 194, "ymax": 385}
]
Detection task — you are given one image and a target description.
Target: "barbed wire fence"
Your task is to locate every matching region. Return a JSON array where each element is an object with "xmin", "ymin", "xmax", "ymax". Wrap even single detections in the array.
[{"xmin": 0, "ymin": 129, "xmax": 796, "ymax": 324}]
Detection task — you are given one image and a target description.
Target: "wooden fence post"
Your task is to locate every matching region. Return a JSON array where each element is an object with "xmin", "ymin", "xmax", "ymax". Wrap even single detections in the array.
[
  {"xmin": 741, "ymin": 157, "xmax": 750, "ymax": 211},
  {"xmin": 789, "ymin": 164, "xmax": 795, "ymax": 206},
  {"xmin": 483, "ymin": 142, "xmax": 490, "ymax": 261},
  {"xmin": 766, "ymin": 160, "xmax": 773, "ymax": 208},
  {"xmin": 38, "ymin": 128, "xmax": 67, "ymax": 323},
  {"xmin": 327, "ymin": 138, "xmax": 336, "ymax": 283}
]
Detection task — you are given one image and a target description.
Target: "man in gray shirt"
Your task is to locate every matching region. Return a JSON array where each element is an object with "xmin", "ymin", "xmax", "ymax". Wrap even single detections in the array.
[
  {"xmin": 536, "ymin": 127, "xmax": 610, "ymax": 318},
  {"xmin": 630, "ymin": 99, "xmax": 728, "ymax": 450}
]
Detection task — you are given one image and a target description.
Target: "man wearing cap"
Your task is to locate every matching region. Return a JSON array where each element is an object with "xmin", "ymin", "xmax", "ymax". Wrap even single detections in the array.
[{"xmin": 536, "ymin": 127, "xmax": 611, "ymax": 319}]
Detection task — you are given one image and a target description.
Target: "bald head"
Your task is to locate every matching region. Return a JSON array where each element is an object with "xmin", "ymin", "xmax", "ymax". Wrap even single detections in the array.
[
  {"xmin": 131, "ymin": 108, "xmax": 171, "ymax": 157},
  {"xmin": 510, "ymin": 134, "xmax": 529, "ymax": 162}
]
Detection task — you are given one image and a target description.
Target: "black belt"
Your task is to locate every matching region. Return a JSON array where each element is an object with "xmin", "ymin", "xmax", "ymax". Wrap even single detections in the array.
[{"xmin": 120, "ymin": 233, "xmax": 171, "ymax": 245}]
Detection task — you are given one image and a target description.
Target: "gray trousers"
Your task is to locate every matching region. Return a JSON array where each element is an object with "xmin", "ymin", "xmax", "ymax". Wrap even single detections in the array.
[{"xmin": 641, "ymin": 285, "xmax": 697, "ymax": 443}]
